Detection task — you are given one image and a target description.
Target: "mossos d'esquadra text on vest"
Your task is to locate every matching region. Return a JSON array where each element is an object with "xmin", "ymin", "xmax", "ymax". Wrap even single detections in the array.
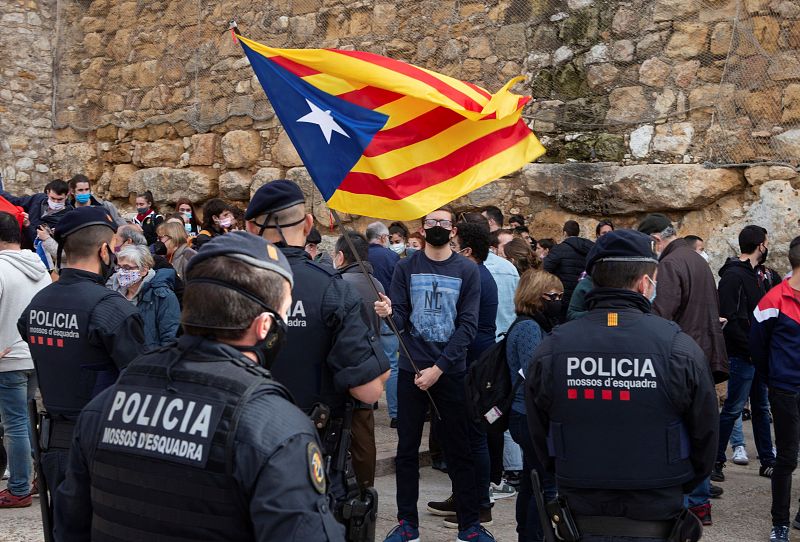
[
  {"xmin": 287, "ymin": 299, "xmax": 306, "ymax": 327},
  {"xmin": 566, "ymin": 356, "xmax": 658, "ymax": 389}
]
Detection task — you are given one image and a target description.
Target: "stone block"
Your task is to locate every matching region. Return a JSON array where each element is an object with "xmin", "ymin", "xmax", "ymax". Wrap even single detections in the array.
[
  {"xmin": 110, "ymin": 164, "xmax": 139, "ymax": 198},
  {"xmin": 653, "ymin": 0, "xmax": 698, "ymax": 21},
  {"xmin": 586, "ymin": 64, "xmax": 619, "ymax": 90},
  {"xmin": 611, "ymin": 40, "xmax": 635, "ymax": 62},
  {"xmin": 639, "ymin": 57, "xmax": 671, "ymax": 87},
  {"xmin": 251, "ymin": 168, "xmax": 282, "ymax": 199},
  {"xmin": 782, "ymin": 84, "xmax": 800, "ymax": 123},
  {"xmin": 50, "ymin": 143, "xmax": 100, "ymax": 180},
  {"xmin": 665, "ymin": 23, "xmax": 709, "ymax": 59},
  {"xmin": 218, "ymin": 170, "xmax": 252, "ymax": 201},
  {"xmin": 372, "ymin": 4, "xmax": 397, "ymax": 34},
  {"xmin": 127, "ymin": 167, "xmax": 218, "ymax": 205},
  {"xmin": 221, "ymin": 130, "xmax": 262, "ymax": 168},
  {"xmin": 612, "ymin": 8, "xmax": 638, "ymax": 35},
  {"xmin": 132, "ymin": 139, "xmax": 184, "ymax": 167},
  {"xmin": 652, "ymin": 122, "xmax": 695, "ymax": 155},
  {"xmin": 672, "ymin": 60, "xmax": 700, "ymax": 88},
  {"xmin": 745, "ymin": 165, "xmax": 770, "ymax": 186},
  {"xmin": 584, "ymin": 44, "xmax": 609, "ymax": 64},
  {"xmin": 96, "ymin": 124, "xmax": 118, "ymax": 141},
  {"xmin": 710, "ymin": 22, "xmax": 733, "ymax": 56},
  {"xmin": 189, "ymin": 133, "xmax": 218, "ymax": 166},
  {"xmin": 495, "ymin": 23, "xmax": 527, "ymax": 58},
  {"xmin": 772, "ymin": 129, "xmax": 800, "ymax": 156},
  {"xmin": 768, "ymin": 52, "xmax": 800, "ymax": 81},
  {"xmin": 629, "ymin": 125, "xmax": 654, "ymax": 158},
  {"xmin": 606, "ymin": 86, "xmax": 649, "ymax": 123},
  {"xmin": 274, "ymin": 130, "xmax": 303, "ymax": 168},
  {"xmin": 469, "ymin": 36, "xmax": 492, "ymax": 59}
]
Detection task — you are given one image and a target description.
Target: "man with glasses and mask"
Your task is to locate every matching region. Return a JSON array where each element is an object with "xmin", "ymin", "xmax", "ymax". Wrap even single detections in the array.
[
  {"xmin": 375, "ymin": 207, "xmax": 494, "ymax": 542},
  {"xmin": 53, "ymin": 232, "xmax": 345, "ymax": 541},
  {"xmin": 17, "ymin": 207, "xmax": 145, "ymax": 531}
]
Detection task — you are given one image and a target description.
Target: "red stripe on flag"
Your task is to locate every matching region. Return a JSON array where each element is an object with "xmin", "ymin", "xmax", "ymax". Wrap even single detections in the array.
[
  {"xmin": 267, "ymin": 55, "xmax": 320, "ymax": 78},
  {"xmin": 339, "ymin": 122, "xmax": 531, "ymax": 200},
  {"xmin": 362, "ymin": 107, "xmax": 467, "ymax": 157},
  {"xmin": 335, "ymin": 86, "xmax": 405, "ymax": 109},
  {"xmin": 464, "ymin": 80, "xmax": 492, "ymax": 100},
  {"xmin": 331, "ymin": 49, "xmax": 484, "ymax": 113}
]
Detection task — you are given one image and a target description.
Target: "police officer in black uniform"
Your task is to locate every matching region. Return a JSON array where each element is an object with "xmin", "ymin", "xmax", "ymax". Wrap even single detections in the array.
[
  {"xmin": 525, "ymin": 230, "xmax": 718, "ymax": 542},
  {"xmin": 245, "ymin": 180, "xmax": 389, "ymax": 540},
  {"xmin": 54, "ymin": 231, "xmax": 345, "ymax": 541},
  {"xmin": 17, "ymin": 207, "xmax": 145, "ymax": 498}
]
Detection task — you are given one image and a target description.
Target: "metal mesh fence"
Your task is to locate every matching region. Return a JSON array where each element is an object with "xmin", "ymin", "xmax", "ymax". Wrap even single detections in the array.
[{"xmin": 52, "ymin": 0, "xmax": 800, "ymax": 166}]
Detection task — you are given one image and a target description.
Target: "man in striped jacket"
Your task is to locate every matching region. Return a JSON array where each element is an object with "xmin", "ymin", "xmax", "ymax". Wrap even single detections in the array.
[{"xmin": 750, "ymin": 236, "xmax": 800, "ymax": 542}]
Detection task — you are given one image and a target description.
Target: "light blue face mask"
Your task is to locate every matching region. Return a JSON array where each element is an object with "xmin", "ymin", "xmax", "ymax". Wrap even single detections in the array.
[
  {"xmin": 75, "ymin": 192, "xmax": 91, "ymax": 204},
  {"xmin": 646, "ymin": 275, "xmax": 657, "ymax": 303},
  {"xmin": 405, "ymin": 247, "xmax": 418, "ymax": 256}
]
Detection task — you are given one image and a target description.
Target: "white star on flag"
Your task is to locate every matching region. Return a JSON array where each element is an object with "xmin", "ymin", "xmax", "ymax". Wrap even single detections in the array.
[{"xmin": 296, "ymin": 99, "xmax": 350, "ymax": 144}]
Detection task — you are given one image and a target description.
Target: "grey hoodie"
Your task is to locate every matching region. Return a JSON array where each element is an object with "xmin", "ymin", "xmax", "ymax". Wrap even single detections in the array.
[{"xmin": 0, "ymin": 249, "xmax": 51, "ymax": 372}]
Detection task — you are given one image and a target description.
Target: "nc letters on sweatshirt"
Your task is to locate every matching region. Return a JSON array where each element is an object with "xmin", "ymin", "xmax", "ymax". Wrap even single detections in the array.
[{"xmin": 98, "ymin": 386, "xmax": 224, "ymax": 468}]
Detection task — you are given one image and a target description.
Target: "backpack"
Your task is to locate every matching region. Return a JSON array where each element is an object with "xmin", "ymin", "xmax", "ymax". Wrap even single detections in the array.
[{"xmin": 465, "ymin": 316, "xmax": 532, "ymax": 434}]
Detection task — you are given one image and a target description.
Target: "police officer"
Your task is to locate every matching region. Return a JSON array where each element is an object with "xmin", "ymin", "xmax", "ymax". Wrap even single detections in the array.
[
  {"xmin": 245, "ymin": 181, "xmax": 389, "ymax": 538},
  {"xmin": 525, "ymin": 230, "xmax": 718, "ymax": 542},
  {"xmin": 17, "ymin": 207, "xmax": 146, "ymax": 497},
  {"xmin": 54, "ymin": 231, "xmax": 345, "ymax": 541}
]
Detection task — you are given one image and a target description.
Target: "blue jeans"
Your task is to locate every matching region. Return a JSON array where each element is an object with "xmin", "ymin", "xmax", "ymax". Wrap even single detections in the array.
[
  {"xmin": 685, "ymin": 477, "xmax": 710, "ymax": 508},
  {"xmin": 730, "ymin": 415, "xmax": 745, "ymax": 449},
  {"xmin": 716, "ymin": 357, "xmax": 774, "ymax": 466},
  {"xmin": 0, "ymin": 370, "xmax": 34, "ymax": 496},
  {"xmin": 509, "ymin": 410, "xmax": 556, "ymax": 542},
  {"xmin": 380, "ymin": 327, "xmax": 399, "ymax": 420},
  {"xmin": 503, "ymin": 430, "xmax": 523, "ymax": 471}
]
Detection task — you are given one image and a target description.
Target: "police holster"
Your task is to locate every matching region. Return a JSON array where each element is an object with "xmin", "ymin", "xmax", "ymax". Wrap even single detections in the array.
[
  {"xmin": 28, "ymin": 400, "xmax": 53, "ymax": 542},
  {"xmin": 313, "ymin": 402, "xmax": 378, "ymax": 542}
]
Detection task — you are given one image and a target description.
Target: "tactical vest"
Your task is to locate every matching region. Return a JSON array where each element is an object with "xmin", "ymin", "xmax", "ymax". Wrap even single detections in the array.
[
  {"xmin": 25, "ymin": 281, "xmax": 121, "ymax": 419},
  {"xmin": 547, "ymin": 309, "xmax": 694, "ymax": 490},
  {"xmin": 89, "ymin": 340, "xmax": 291, "ymax": 541},
  {"xmin": 271, "ymin": 251, "xmax": 338, "ymax": 413}
]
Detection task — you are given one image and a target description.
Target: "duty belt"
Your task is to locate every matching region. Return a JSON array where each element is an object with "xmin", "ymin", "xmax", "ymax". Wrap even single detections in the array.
[
  {"xmin": 40, "ymin": 416, "xmax": 76, "ymax": 451},
  {"xmin": 577, "ymin": 516, "xmax": 675, "ymax": 539}
]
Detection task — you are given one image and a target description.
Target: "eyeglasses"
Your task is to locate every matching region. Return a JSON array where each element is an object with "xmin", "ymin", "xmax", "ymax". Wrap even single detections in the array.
[
  {"xmin": 423, "ymin": 219, "xmax": 453, "ymax": 229},
  {"xmin": 543, "ymin": 292, "xmax": 563, "ymax": 301}
]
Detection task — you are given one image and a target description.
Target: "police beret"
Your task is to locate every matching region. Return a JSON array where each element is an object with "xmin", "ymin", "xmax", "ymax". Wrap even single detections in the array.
[
  {"xmin": 185, "ymin": 230, "xmax": 294, "ymax": 287},
  {"xmin": 637, "ymin": 213, "xmax": 673, "ymax": 235},
  {"xmin": 53, "ymin": 206, "xmax": 117, "ymax": 242},
  {"xmin": 245, "ymin": 180, "xmax": 305, "ymax": 221},
  {"xmin": 586, "ymin": 229, "xmax": 658, "ymax": 274}
]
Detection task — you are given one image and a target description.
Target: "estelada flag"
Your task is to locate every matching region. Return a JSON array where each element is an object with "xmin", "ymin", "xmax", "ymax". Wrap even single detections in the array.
[{"xmin": 238, "ymin": 35, "xmax": 545, "ymax": 221}]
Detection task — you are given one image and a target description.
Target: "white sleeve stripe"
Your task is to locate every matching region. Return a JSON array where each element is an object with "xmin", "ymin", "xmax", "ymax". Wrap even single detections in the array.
[{"xmin": 753, "ymin": 307, "xmax": 780, "ymax": 323}]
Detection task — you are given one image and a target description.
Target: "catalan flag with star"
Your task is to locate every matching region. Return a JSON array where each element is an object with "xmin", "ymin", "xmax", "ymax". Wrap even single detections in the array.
[{"xmin": 237, "ymin": 34, "xmax": 545, "ymax": 221}]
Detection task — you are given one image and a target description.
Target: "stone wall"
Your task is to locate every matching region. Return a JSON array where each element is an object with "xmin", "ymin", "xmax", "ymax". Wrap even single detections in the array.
[
  {"xmin": 0, "ymin": 0, "xmax": 56, "ymax": 195},
  {"xmin": 2, "ymin": 0, "xmax": 799, "ymax": 274}
]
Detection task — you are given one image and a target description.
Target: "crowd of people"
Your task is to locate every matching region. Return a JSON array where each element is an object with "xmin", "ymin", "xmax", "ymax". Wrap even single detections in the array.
[{"xmin": 0, "ymin": 175, "xmax": 799, "ymax": 542}]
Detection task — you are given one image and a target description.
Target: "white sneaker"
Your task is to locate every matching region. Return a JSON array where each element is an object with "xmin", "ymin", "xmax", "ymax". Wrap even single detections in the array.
[
  {"xmin": 489, "ymin": 480, "xmax": 516, "ymax": 500},
  {"xmin": 2, "ymin": 468, "xmax": 8, "ymax": 480},
  {"xmin": 732, "ymin": 445, "xmax": 749, "ymax": 465}
]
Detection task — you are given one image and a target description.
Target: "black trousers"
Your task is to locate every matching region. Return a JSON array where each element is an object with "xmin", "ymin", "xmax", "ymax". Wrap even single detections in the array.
[
  {"xmin": 769, "ymin": 387, "xmax": 800, "ymax": 526},
  {"xmin": 395, "ymin": 369, "xmax": 479, "ymax": 530}
]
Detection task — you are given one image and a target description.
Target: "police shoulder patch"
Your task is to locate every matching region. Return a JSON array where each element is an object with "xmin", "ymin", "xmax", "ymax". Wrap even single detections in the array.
[{"xmin": 307, "ymin": 441, "xmax": 326, "ymax": 494}]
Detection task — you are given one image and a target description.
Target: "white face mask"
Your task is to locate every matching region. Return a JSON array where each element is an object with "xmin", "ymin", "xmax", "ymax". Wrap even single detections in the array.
[
  {"xmin": 700, "ymin": 250, "xmax": 710, "ymax": 262},
  {"xmin": 389, "ymin": 242, "xmax": 405, "ymax": 254},
  {"xmin": 48, "ymin": 199, "xmax": 65, "ymax": 211},
  {"xmin": 218, "ymin": 217, "xmax": 233, "ymax": 229}
]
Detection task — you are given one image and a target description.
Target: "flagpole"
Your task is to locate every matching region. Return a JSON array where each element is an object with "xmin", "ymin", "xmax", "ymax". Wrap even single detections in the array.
[{"xmin": 330, "ymin": 209, "xmax": 441, "ymax": 421}]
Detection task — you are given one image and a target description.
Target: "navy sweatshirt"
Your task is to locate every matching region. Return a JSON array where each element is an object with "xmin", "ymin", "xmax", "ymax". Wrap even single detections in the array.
[{"xmin": 388, "ymin": 250, "xmax": 480, "ymax": 374}]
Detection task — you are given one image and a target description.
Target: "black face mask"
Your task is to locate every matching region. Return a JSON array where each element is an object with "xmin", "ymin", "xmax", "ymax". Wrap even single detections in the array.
[
  {"xmin": 235, "ymin": 311, "xmax": 288, "ymax": 369},
  {"xmin": 759, "ymin": 246, "xmax": 769, "ymax": 264},
  {"xmin": 99, "ymin": 244, "xmax": 116, "ymax": 282},
  {"xmin": 424, "ymin": 226, "xmax": 452, "ymax": 247},
  {"xmin": 543, "ymin": 300, "xmax": 562, "ymax": 321}
]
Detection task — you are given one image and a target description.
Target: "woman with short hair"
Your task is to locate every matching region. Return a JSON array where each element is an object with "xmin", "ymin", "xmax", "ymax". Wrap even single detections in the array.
[
  {"xmin": 109, "ymin": 244, "xmax": 180, "ymax": 349},
  {"xmin": 156, "ymin": 221, "xmax": 196, "ymax": 280}
]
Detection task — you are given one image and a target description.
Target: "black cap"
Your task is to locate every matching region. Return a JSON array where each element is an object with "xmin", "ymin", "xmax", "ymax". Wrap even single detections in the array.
[
  {"xmin": 586, "ymin": 229, "xmax": 658, "ymax": 274},
  {"xmin": 637, "ymin": 213, "xmax": 673, "ymax": 235},
  {"xmin": 306, "ymin": 227, "xmax": 322, "ymax": 245},
  {"xmin": 53, "ymin": 206, "xmax": 117, "ymax": 243},
  {"xmin": 245, "ymin": 180, "xmax": 305, "ymax": 221},
  {"xmin": 185, "ymin": 231, "xmax": 293, "ymax": 287}
]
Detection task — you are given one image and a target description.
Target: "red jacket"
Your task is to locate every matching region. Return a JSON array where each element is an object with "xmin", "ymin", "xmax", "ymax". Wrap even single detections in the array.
[{"xmin": 750, "ymin": 279, "xmax": 800, "ymax": 392}]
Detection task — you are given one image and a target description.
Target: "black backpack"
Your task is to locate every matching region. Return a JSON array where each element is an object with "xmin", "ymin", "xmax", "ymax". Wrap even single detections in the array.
[{"xmin": 465, "ymin": 316, "xmax": 532, "ymax": 433}]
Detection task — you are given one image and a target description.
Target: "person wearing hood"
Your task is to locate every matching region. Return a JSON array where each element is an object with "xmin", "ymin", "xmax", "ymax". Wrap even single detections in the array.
[
  {"xmin": 713, "ymin": 226, "xmax": 777, "ymax": 485},
  {"xmin": 109, "ymin": 244, "xmax": 180, "ymax": 350},
  {"xmin": 0, "ymin": 212, "xmax": 51, "ymax": 508},
  {"xmin": 543, "ymin": 220, "xmax": 595, "ymax": 322},
  {"xmin": 526, "ymin": 229, "xmax": 715, "ymax": 542}
]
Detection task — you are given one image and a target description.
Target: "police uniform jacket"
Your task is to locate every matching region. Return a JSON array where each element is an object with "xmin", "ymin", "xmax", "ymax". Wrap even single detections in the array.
[
  {"xmin": 525, "ymin": 288, "xmax": 718, "ymax": 521},
  {"xmin": 17, "ymin": 268, "xmax": 146, "ymax": 420},
  {"xmin": 54, "ymin": 335, "xmax": 345, "ymax": 542},
  {"xmin": 272, "ymin": 246, "xmax": 389, "ymax": 415}
]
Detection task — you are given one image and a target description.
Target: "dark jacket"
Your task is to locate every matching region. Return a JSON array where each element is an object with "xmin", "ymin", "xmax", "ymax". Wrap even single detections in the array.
[
  {"xmin": 526, "ymin": 289, "xmax": 718, "ymax": 520},
  {"xmin": 0, "ymin": 190, "xmax": 72, "ymax": 248},
  {"xmin": 338, "ymin": 262, "xmax": 384, "ymax": 336},
  {"xmin": 718, "ymin": 257, "xmax": 768, "ymax": 360},
  {"xmin": 367, "ymin": 243, "xmax": 400, "ymax": 293},
  {"xmin": 654, "ymin": 239, "xmax": 728, "ymax": 382},
  {"xmin": 543, "ymin": 236, "xmax": 595, "ymax": 318},
  {"xmin": 110, "ymin": 268, "xmax": 180, "ymax": 350},
  {"xmin": 135, "ymin": 210, "xmax": 164, "ymax": 246},
  {"xmin": 750, "ymin": 279, "xmax": 800, "ymax": 391}
]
